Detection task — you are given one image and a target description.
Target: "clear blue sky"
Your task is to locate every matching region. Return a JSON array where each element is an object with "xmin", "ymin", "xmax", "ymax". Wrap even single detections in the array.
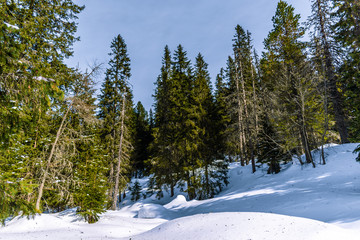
[{"xmin": 66, "ymin": 0, "xmax": 312, "ymax": 111}]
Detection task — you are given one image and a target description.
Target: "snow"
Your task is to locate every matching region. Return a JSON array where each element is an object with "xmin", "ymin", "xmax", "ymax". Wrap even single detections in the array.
[
  {"xmin": 4, "ymin": 22, "xmax": 19, "ymax": 30},
  {"xmin": 129, "ymin": 212, "xmax": 358, "ymax": 240},
  {"xmin": 33, "ymin": 76, "xmax": 55, "ymax": 82},
  {"xmin": 1, "ymin": 143, "xmax": 360, "ymax": 239}
]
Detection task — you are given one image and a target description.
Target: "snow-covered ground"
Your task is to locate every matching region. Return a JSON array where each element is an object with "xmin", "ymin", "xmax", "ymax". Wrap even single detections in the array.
[{"xmin": 1, "ymin": 143, "xmax": 360, "ymax": 240}]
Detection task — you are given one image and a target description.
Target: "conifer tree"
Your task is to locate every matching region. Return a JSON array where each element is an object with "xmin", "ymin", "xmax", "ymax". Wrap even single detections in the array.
[
  {"xmin": 131, "ymin": 101, "xmax": 152, "ymax": 177},
  {"xmin": 232, "ymin": 25, "xmax": 258, "ymax": 172},
  {"xmin": 332, "ymin": 0, "xmax": 360, "ymax": 142},
  {"xmin": 69, "ymin": 67, "xmax": 107, "ymax": 223},
  {"xmin": 262, "ymin": 0, "xmax": 316, "ymax": 167},
  {"xmin": 150, "ymin": 45, "xmax": 178, "ymax": 198},
  {"xmin": 192, "ymin": 53, "xmax": 228, "ymax": 199},
  {"xmin": 309, "ymin": 0, "xmax": 349, "ymax": 145},
  {"xmin": 257, "ymin": 113, "xmax": 291, "ymax": 174},
  {"xmin": 0, "ymin": 0, "xmax": 83, "ymax": 222},
  {"xmin": 98, "ymin": 34, "xmax": 133, "ymax": 210},
  {"xmin": 223, "ymin": 25, "xmax": 259, "ymax": 172},
  {"xmin": 214, "ymin": 68, "xmax": 230, "ymax": 157}
]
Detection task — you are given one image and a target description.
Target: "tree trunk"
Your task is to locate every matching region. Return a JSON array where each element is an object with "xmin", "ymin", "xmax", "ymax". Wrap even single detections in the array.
[
  {"xmin": 35, "ymin": 105, "xmax": 71, "ymax": 211},
  {"xmin": 235, "ymin": 61, "xmax": 245, "ymax": 166},
  {"xmin": 251, "ymin": 65, "xmax": 258, "ymax": 173},
  {"xmin": 111, "ymin": 95, "xmax": 126, "ymax": 210},
  {"xmin": 298, "ymin": 112, "xmax": 315, "ymax": 168},
  {"xmin": 205, "ymin": 164, "xmax": 210, "ymax": 198}
]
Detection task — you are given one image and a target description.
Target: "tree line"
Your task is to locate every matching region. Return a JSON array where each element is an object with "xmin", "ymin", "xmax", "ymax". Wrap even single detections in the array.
[{"xmin": 1, "ymin": 0, "xmax": 359, "ymax": 223}]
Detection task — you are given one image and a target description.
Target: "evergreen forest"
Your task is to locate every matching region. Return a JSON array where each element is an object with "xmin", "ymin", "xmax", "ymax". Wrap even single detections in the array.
[{"xmin": 1, "ymin": 0, "xmax": 360, "ymax": 224}]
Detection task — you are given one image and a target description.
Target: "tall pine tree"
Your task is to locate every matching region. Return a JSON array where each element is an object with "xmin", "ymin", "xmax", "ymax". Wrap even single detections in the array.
[{"xmin": 98, "ymin": 34, "xmax": 134, "ymax": 210}]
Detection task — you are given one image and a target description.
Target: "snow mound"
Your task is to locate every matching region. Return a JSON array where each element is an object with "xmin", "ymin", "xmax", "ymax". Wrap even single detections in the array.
[
  {"xmin": 2, "ymin": 214, "xmax": 73, "ymax": 233},
  {"xmin": 138, "ymin": 204, "xmax": 174, "ymax": 219},
  {"xmin": 129, "ymin": 212, "xmax": 357, "ymax": 240},
  {"xmin": 164, "ymin": 195, "xmax": 187, "ymax": 209}
]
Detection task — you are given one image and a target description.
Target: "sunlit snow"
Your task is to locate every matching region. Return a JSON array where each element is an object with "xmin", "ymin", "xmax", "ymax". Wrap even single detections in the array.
[{"xmin": 1, "ymin": 143, "xmax": 360, "ymax": 239}]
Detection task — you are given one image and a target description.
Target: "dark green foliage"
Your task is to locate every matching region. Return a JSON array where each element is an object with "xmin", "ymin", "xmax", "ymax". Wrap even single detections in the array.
[
  {"xmin": 131, "ymin": 101, "xmax": 152, "ymax": 177},
  {"xmin": 130, "ymin": 180, "xmax": 142, "ymax": 201},
  {"xmin": 332, "ymin": 0, "xmax": 360, "ymax": 142},
  {"xmin": 354, "ymin": 145, "xmax": 360, "ymax": 162},
  {"xmin": 262, "ymin": 0, "xmax": 316, "ymax": 166},
  {"xmin": 0, "ymin": 181, "xmax": 35, "ymax": 226},
  {"xmin": 150, "ymin": 45, "xmax": 180, "ymax": 198},
  {"xmin": 150, "ymin": 46, "xmax": 228, "ymax": 200},
  {"xmin": 69, "ymin": 69, "xmax": 107, "ymax": 223},
  {"xmin": 257, "ymin": 114, "xmax": 291, "ymax": 174},
  {"xmin": 0, "ymin": 0, "xmax": 83, "ymax": 223},
  {"xmin": 98, "ymin": 34, "xmax": 134, "ymax": 210}
]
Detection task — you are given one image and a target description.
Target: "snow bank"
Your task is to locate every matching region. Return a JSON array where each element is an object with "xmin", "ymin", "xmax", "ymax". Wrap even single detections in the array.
[
  {"xmin": 138, "ymin": 203, "xmax": 174, "ymax": 219},
  {"xmin": 164, "ymin": 194, "xmax": 187, "ymax": 209},
  {"xmin": 128, "ymin": 212, "xmax": 357, "ymax": 240}
]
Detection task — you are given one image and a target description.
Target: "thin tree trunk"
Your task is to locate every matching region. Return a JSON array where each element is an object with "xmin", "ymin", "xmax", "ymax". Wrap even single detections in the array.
[
  {"xmin": 111, "ymin": 95, "xmax": 126, "ymax": 210},
  {"xmin": 235, "ymin": 62, "xmax": 245, "ymax": 166},
  {"xmin": 205, "ymin": 163, "xmax": 209, "ymax": 198},
  {"xmin": 321, "ymin": 53, "xmax": 329, "ymax": 165},
  {"xmin": 240, "ymin": 61, "xmax": 256, "ymax": 172},
  {"xmin": 35, "ymin": 105, "xmax": 71, "ymax": 211},
  {"xmin": 251, "ymin": 65, "xmax": 258, "ymax": 173},
  {"xmin": 108, "ymin": 159, "xmax": 114, "ymax": 204},
  {"xmin": 298, "ymin": 111, "xmax": 315, "ymax": 167}
]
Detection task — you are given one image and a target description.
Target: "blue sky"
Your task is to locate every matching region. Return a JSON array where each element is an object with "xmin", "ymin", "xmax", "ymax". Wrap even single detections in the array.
[{"xmin": 66, "ymin": 0, "xmax": 312, "ymax": 111}]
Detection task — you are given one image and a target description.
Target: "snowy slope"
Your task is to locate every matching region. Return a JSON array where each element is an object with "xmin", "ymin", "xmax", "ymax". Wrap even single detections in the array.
[
  {"xmin": 129, "ymin": 212, "xmax": 358, "ymax": 240},
  {"xmin": 1, "ymin": 143, "xmax": 360, "ymax": 239}
]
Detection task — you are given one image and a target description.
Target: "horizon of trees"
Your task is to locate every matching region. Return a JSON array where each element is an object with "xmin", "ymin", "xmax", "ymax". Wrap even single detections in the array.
[{"xmin": 1, "ymin": 0, "xmax": 359, "ymax": 224}]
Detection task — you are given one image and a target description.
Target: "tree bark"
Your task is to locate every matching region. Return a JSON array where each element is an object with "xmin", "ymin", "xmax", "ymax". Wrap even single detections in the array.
[
  {"xmin": 35, "ymin": 105, "xmax": 71, "ymax": 211},
  {"xmin": 235, "ymin": 61, "xmax": 245, "ymax": 166},
  {"xmin": 111, "ymin": 95, "xmax": 126, "ymax": 210}
]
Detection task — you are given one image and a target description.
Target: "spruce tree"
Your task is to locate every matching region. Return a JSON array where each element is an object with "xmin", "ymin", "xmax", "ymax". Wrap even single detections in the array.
[
  {"xmin": 98, "ymin": 34, "xmax": 133, "ymax": 210},
  {"xmin": 309, "ymin": 0, "xmax": 349, "ymax": 145},
  {"xmin": 257, "ymin": 114, "xmax": 291, "ymax": 174},
  {"xmin": 232, "ymin": 25, "xmax": 258, "ymax": 172},
  {"xmin": 262, "ymin": 0, "xmax": 316, "ymax": 167},
  {"xmin": 131, "ymin": 101, "xmax": 152, "ymax": 178},
  {"xmin": 192, "ymin": 53, "xmax": 228, "ymax": 199},
  {"xmin": 150, "ymin": 45, "xmax": 178, "ymax": 198},
  {"xmin": 68, "ymin": 67, "xmax": 107, "ymax": 223},
  {"xmin": 0, "ymin": 0, "xmax": 83, "ymax": 222},
  {"xmin": 332, "ymin": 0, "xmax": 360, "ymax": 142}
]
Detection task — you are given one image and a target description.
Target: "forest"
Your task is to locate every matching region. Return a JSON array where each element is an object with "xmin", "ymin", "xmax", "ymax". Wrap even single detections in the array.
[{"xmin": 0, "ymin": 0, "xmax": 359, "ymax": 224}]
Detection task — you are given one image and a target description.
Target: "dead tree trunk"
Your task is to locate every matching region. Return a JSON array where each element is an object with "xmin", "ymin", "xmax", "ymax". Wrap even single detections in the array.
[
  {"xmin": 111, "ymin": 95, "xmax": 126, "ymax": 210},
  {"xmin": 235, "ymin": 62, "xmax": 245, "ymax": 166},
  {"xmin": 35, "ymin": 105, "xmax": 71, "ymax": 211}
]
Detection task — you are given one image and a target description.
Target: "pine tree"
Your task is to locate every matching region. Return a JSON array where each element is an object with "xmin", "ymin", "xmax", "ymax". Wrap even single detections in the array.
[
  {"xmin": 98, "ymin": 34, "xmax": 133, "ymax": 210},
  {"xmin": 232, "ymin": 25, "xmax": 258, "ymax": 172},
  {"xmin": 332, "ymin": 0, "xmax": 360, "ymax": 159},
  {"xmin": 309, "ymin": 0, "xmax": 349, "ymax": 144},
  {"xmin": 262, "ymin": 0, "xmax": 316, "ymax": 167},
  {"xmin": 192, "ymin": 53, "xmax": 228, "ymax": 199},
  {"xmin": 0, "ymin": 0, "xmax": 83, "ymax": 222},
  {"xmin": 68, "ymin": 67, "xmax": 107, "ymax": 223},
  {"xmin": 150, "ymin": 45, "xmax": 179, "ymax": 198},
  {"xmin": 257, "ymin": 114, "xmax": 291, "ymax": 174},
  {"xmin": 131, "ymin": 101, "xmax": 152, "ymax": 178},
  {"xmin": 214, "ymin": 68, "xmax": 230, "ymax": 157},
  {"xmin": 332, "ymin": 0, "xmax": 360, "ymax": 142},
  {"xmin": 130, "ymin": 180, "xmax": 142, "ymax": 201}
]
